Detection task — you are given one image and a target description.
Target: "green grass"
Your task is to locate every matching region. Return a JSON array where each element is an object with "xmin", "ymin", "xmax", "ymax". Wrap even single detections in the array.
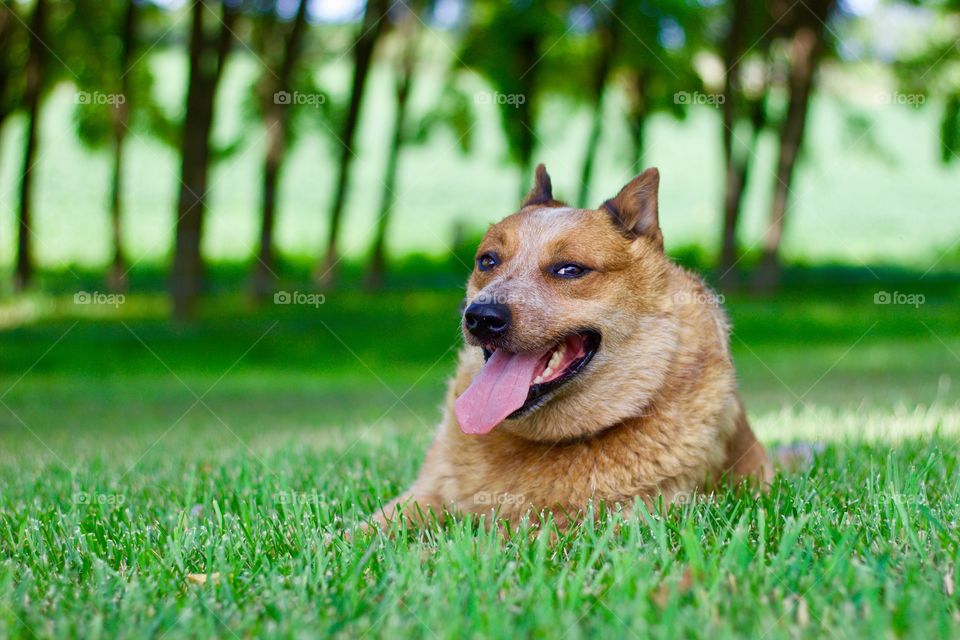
[{"xmin": 1, "ymin": 271, "xmax": 959, "ymax": 638}]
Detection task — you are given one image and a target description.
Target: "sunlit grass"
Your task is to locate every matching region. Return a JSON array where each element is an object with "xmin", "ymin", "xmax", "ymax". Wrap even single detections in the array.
[{"xmin": 0, "ymin": 277, "xmax": 958, "ymax": 637}]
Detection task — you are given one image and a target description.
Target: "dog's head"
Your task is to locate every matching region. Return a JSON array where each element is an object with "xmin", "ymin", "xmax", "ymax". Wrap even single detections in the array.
[{"xmin": 454, "ymin": 164, "xmax": 680, "ymax": 442}]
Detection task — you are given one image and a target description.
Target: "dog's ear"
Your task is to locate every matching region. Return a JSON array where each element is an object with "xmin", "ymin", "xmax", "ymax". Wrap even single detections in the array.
[
  {"xmin": 600, "ymin": 168, "xmax": 662, "ymax": 249},
  {"xmin": 521, "ymin": 164, "xmax": 553, "ymax": 208}
]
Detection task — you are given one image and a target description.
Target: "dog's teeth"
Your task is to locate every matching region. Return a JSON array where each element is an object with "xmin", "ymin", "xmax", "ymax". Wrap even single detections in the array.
[
  {"xmin": 533, "ymin": 375, "xmax": 543, "ymax": 384},
  {"xmin": 542, "ymin": 367, "xmax": 553, "ymax": 379},
  {"xmin": 548, "ymin": 344, "xmax": 565, "ymax": 370}
]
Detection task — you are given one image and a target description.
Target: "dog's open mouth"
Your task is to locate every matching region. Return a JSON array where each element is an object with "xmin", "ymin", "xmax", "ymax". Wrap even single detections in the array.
[{"xmin": 454, "ymin": 330, "xmax": 600, "ymax": 435}]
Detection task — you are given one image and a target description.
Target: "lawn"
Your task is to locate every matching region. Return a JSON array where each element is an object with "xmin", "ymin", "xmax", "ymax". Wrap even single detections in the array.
[{"xmin": 0, "ymin": 270, "xmax": 958, "ymax": 638}]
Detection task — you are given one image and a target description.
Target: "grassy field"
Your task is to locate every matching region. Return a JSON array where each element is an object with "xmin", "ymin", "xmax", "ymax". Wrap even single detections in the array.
[{"xmin": 1, "ymin": 269, "xmax": 958, "ymax": 638}]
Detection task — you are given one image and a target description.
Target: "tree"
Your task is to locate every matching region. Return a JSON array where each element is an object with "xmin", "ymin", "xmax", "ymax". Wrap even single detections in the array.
[
  {"xmin": 581, "ymin": 0, "xmax": 703, "ymax": 204},
  {"xmin": 892, "ymin": 0, "xmax": 960, "ymax": 166},
  {"xmin": 249, "ymin": 0, "xmax": 313, "ymax": 299},
  {"xmin": 171, "ymin": 0, "xmax": 239, "ymax": 319},
  {"xmin": 458, "ymin": 0, "xmax": 565, "ymax": 194},
  {"xmin": 364, "ymin": 1, "xmax": 425, "ymax": 288},
  {"xmin": 575, "ymin": 1, "xmax": 619, "ymax": 208},
  {"xmin": 716, "ymin": 0, "xmax": 773, "ymax": 288},
  {"xmin": 363, "ymin": 1, "xmax": 473, "ymax": 287},
  {"xmin": 110, "ymin": 1, "xmax": 137, "ymax": 290},
  {"xmin": 753, "ymin": 0, "xmax": 837, "ymax": 291},
  {"xmin": 314, "ymin": 0, "xmax": 390, "ymax": 288},
  {"xmin": 68, "ymin": 0, "xmax": 153, "ymax": 292},
  {"xmin": 0, "ymin": 2, "xmax": 26, "ymax": 193},
  {"xmin": 14, "ymin": 0, "xmax": 49, "ymax": 292}
]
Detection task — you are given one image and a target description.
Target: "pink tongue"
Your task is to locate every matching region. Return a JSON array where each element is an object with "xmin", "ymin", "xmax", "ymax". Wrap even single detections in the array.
[{"xmin": 454, "ymin": 348, "xmax": 546, "ymax": 435}]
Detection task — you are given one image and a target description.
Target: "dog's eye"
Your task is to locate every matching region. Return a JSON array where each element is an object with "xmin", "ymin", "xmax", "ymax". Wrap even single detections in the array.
[
  {"xmin": 477, "ymin": 253, "xmax": 499, "ymax": 271},
  {"xmin": 552, "ymin": 263, "xmax": 589, "ymax": 278}
]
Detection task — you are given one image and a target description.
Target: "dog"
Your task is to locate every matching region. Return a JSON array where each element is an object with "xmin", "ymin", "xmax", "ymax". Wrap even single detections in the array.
[{"xmin": 368, "ymin": 165, "xmax": 770, "ymax": 531}]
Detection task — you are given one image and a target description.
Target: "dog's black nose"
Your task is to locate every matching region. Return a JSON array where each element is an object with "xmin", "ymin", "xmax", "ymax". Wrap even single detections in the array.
[{"xmin": 463, "ymin": 302, "xmax": 511, "ymax": 339}]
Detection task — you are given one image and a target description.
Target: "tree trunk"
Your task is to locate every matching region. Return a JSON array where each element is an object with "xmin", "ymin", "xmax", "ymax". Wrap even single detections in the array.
[
  {"xmin": 717, "ymin": 0, "xmax": 747, "ymax": 288},
  {"xmin": 253, "ymin": 0, "xmax": 310, "ymax": 300},
  {"xmin": 107, "ymin": 117, "xmax": 128, "ymax": 292},
  {"xmin": 171, "ymin": 0, "xmax": 236, "ymax": 320},
  {"xmin": 108, "ymin": 0, "xmax": 137, "ymax": 292},
  {"xmin": 718, "ymin": 93, "xmax": 767, "ymax": 288},
  {"xmin": 0, "ymin": 4, "xmax": 12, "ymax": 185},
  {"xmin": 716, "ymin": 0, "xmax": 771, "ymax": 288},
  {"xmin": 365, "ymin": 39, "xmax": 415, "ymax": 290},
  {"xmin": 254, "ymin": 117, "xmax": 283, "ymax": 298},
  {"xmin": 577, "ymin": 6, "xmax": 617, "ymax": 208},
  {"xmin": 754, "ymin": 23, "xmax": 823, "ymax": 292},
  {"xmin": 15, "ymin": 0, "xmax": 47, "ymax": 293},
  {"xmin": 625, "ymin": 69, "xmax": 647, "ymax": 173},
  {"xmin": 315, "ymin": 0, "xmax": 389, "ymax": 288},
  {"xmin": 515, "ymin": 34, "xmax": 539, "ymax": 197}
]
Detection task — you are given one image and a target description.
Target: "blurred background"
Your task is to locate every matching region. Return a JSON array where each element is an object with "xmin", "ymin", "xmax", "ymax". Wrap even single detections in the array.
[{"xmin": 0, "ymin": 0, "xmax": 958, "ymax": 463}]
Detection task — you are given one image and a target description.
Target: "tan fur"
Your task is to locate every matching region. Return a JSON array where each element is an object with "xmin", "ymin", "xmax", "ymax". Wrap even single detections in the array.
[{"xmin": 368, "ymin": 167, "xmax": 771, "ymax": 531}]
